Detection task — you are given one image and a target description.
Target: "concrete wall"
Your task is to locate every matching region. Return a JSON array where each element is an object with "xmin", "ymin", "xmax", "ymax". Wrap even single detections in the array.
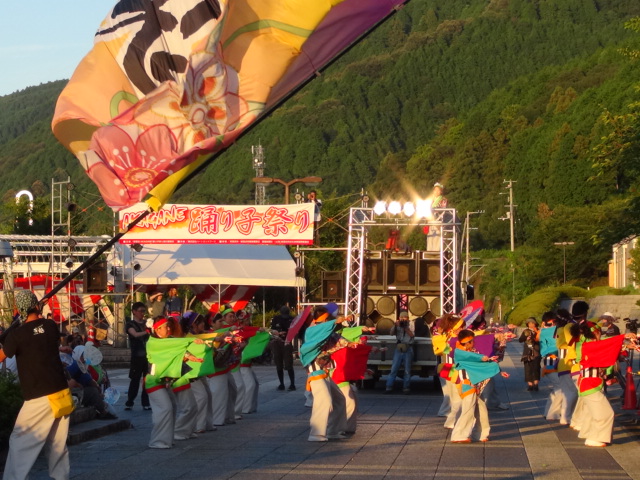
[{"xmin": 559, "ymin": 295, "xmax": 640, "ymax": 322}]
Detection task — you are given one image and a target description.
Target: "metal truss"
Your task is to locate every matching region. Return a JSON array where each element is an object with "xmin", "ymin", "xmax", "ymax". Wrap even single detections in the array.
[
  {"xmin": 345, "ymin": 208, "xmax": 374, "ymax": 320},
  {"xmin": 345, "ymin": 208, "xmax": 460, "ymax": 321}
]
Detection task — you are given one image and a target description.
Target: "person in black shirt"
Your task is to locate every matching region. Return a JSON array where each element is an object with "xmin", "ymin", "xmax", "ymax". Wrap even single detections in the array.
[
  {"xmin": 0, "ymin": 301, "xmax": 71, "ymax": 480},
  {"xmin": 125, "ymin": 301, "xmax": 151, "ymax": 410},
  {"xmin": 270, "ymin": 306, "xmax": 296, "ymax": 391}
]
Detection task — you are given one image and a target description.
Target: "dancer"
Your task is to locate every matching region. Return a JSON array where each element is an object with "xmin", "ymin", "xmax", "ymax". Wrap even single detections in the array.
[
  {"xmin": 539, "ymin": 312, "xmax": 563, "ymax": 422},
  {"xmin": 432, "ymin": 314, "xmax": 464, "ymax": 425},
  {"xmin": 572, "ymin": 322, "xmax": 623, "ymax": 447},
  {"xmin": 0, "ymin": 297, "xmax": 72, "ymax": 480},
  {"xmin": 555, "ymin": 309, "xmax": 578, "ymax": 426},
  {"xmin": 450, "ymin": 329, "xmax": 509, "ymax": 443},
  {"xmin": 181, "ymin": 311, "xmax": 212, "ymax": 433},
  {"xmin": 145, "ymin": 317, "xmax": 176, "ymax": 449},
  {"xmin": 301, "ymin": 314, "xmax": 349, "ymax": 442}
]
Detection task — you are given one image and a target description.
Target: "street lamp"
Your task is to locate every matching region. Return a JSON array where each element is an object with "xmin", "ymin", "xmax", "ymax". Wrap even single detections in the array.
[
  {"xmin": 554, "ymin": 242, "xmax": 575, "ymax": 284},
  {"xmin": 252, "ymin": 176, "xmax": 322, "ymax": 203}
]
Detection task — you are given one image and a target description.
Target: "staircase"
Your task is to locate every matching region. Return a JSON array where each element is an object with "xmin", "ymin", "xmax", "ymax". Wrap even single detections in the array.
[
  {"xmin": 68, "ymin": 406, "xmax": 131, "ymax": 445},
  {"xmin": 99, "ymin": 346, "xmax": 131, "ymax": 368}
]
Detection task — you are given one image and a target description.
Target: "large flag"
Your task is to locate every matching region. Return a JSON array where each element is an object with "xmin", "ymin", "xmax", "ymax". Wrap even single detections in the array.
[
  {"xmin": 454, "ymin": 349, "xmax": 500, "ymax": 386},
  {"xmin": 580, "ymin": 335, "xmax": 625, "ymax": 369},
  {"xmin": 300, "ymin": 320, "xmax": 336, "ymax": 367},
  {"xmin": 52, "ymin": 0, "xmax": 410, "ymax": 211}
]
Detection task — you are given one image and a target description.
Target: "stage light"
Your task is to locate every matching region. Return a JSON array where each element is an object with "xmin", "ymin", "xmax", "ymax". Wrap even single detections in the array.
[
  {"xmin": 388, "ymin": 201, "xmax": 402, "ymax": 215},
  {"xmin": 373, "ymin": 201, "xmax": 387, "ymax": 215},
  {"xmin": 415, "ymin": 199, "xmax": 432, "ymax": 218},
  {"xmin": 67, "ymin": 238, "xmax": 77, "ymax": 249},
  {"xmin": 131, "ymin": 243, "xmax": 144, "ymax": 253},
  {"xmin": 133, "ymin": 262, "xmax": 141, "ymax": 271},
  {"xmin": 64, "ymin": 257, "xmax": 75, "ymax": 269},
  {"xmin": 403, "ymin": 202, "xmax": 415, "ymax": 217}
]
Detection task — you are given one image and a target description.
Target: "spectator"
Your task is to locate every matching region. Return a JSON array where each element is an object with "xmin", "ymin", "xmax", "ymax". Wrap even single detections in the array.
[
  {"xmin": 66, "ymin": 345, "xmax": 116, "ymax": 419},
  {"xmin": 147, "ymin": 291, "xmax": 166, "ymax": 318},
  {"xmin": 599, "ymin": 312, "xmax": 620, "ymax": 337},
  {"xmin": 124, "ymin": 301, "xmax": 151, "ymax": 411},
  {"xmin": 519, "ymin": 318, "xmax": 541, "ymax": 391},
  {"xmin": 270, "ymin": 306, "xmax": 296, "ymax": 391},
  {"xmin": 385, "ymin": 311, "xmax": 415, "ymax": 394},
  {"xmin": 164, "ymin": 287, "xmax": 183, "ymax": 317}
]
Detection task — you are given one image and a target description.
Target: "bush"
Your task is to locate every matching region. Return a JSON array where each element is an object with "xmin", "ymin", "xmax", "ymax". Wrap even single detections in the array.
[
  {"xmin": 585, "ymin": 286, "xmax": 639, "ymax": 298},
  {"xmin": 0, "ymin": 372, "xmax": 22, "ymax": 450},
  {"xmin": 507, "ymin": 286, "xmax": 588, "ymax": 325}
]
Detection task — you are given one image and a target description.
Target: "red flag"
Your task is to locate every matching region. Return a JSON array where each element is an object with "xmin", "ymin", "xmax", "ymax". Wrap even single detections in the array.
[
  {"xmin": 330, "ymin": 344, "xmax": 372, "ymax": 384},
  {"xmin": 581, "ymin": 335, "xmax": 624, "ymax": 368}
]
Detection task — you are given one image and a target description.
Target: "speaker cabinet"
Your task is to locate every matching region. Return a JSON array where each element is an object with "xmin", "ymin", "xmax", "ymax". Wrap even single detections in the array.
[
  {"xmin": 408, "ymin": 296, "xmax": 430, "ymax": 317},
  {"xmin": 376, "ymin": 295, "xmax": 396, "ymax": 316},
  {"xmin": 365, "ymin": 252, "xmax": 385, "ymax": 292},
  {"xmin": 321, "ymin": 271, "xmax": 344, "ymax": 301},
  {"xmin": 365, "ymin": 308, "xmax": 395, "ymax": 335},
  {"xmin": 430, "ymin": 297, "xmax": 442, "ymax": 316},
  {"xmin": 386, "ymin": 255, "xmax": 416, "ymax": 294},
  {"xmin": 417, "ymin": 254, "xmax": 440, "ymax": 294},
  {"xmin": 365, "ymin": 296, "xmax": 376, "ymax": 316},
  {"xmin": 84, "ymin": 261, "xmax": 107, "ymax": 293},
  {"xmin": 466, "ymin": 284, "xmax": 475, "ymax": 301},
  {"xmin": 375, "ymin": 317, "xmax": 395, "ymax": 335}
]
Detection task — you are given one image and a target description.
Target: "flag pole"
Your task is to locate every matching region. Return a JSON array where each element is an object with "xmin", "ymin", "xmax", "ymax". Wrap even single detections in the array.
[{"xmin": 39, "ymin": 208, "xmax": 152, "ymax": 307}]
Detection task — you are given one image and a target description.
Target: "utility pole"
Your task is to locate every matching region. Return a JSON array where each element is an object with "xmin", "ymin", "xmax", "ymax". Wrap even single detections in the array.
[
  {"xmin": 251, "ymin": 144, "xmax": 266, "ymax": 205},
  {"xmin": 499, "ymin": 180, "xmax": 517, "ymax": 251},
  {"xmin": 554, "ymin": 241, "xmax": 575, "ymax": 284},
  {"xmin": 499, "ymin": 180, "xmax": 517, "ymax": 308}
]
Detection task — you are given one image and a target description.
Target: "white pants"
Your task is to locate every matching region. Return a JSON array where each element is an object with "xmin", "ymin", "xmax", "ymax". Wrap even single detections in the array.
[
  {"xmin": 558, "ymin": 373, "xmax": 578, "ymax": 424},
  {"xmin": 207, "ymin": 374, "xmax": 228, "ymax": 426},
  {"xmin": 544, "ymin": 372, "xmax": 563, "ymax": 421},
  {"xmin": 240, "ymin": 366, "xmax": 259, "ymax": 414},
  {"xmin": 226, "ymin": 373, "xmax": 238, "ymax": 423},
  {"xmin": 308, "ymin": 377, "xmax": 347, "ymax": 439},
  {"xmin": 304, "ymin": 390, "xmax": 313, "ymax": 407},
  {"xmin": 438, "ymin": 377, "xmax": 451, "ymax": 417},
  {"xmin": 451, "ymin": 391, "xmax": 489, "ymax": 442},
  {"xmin": 231, "ymin": 369, "xmax": 246, "ymax": 417},
  {"xmin": 148, "ymin": 387, "xmax": 175, "ymax": 448},
  {"xmin": 570, "ymin": 396, "xmax": 585, "ymax": 431},
  {"xmin": 339, "ymin": 383, "xmax": 359, "ymax": 433},
  {"xmin": 173, "ymin": 387, "xmax": 197, "ymax": 440},
  {"xmin": 444, "ymin": 380, "xmax": 462, "ymax": 429},
  {"xmin": 190, "ymin": 378, "xmax": 211, "ymax": 432},
  {"xmin": 578, "ymin": 391, "xmax": 614, "ymax": 444},
  {"xmin": 3, "ymin": 395, "xmax": 70, "ymax": 480}
]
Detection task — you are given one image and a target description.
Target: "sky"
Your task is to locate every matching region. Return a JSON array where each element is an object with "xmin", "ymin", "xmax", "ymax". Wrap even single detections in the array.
[{"xmin": 0, "ymin": 1, "xmax": 114, "ymax": 97}]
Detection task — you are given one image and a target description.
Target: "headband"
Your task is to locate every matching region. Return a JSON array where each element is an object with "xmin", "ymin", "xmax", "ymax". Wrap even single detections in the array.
[{"xmin": 153, "ymin": 318, "xmax": 168, "ymax": 330}]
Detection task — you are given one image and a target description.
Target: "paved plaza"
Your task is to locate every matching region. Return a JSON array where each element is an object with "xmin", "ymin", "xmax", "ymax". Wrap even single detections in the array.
[{"xmin": 24, "ymin": 343, "xmax": 640, "ymax": 479}]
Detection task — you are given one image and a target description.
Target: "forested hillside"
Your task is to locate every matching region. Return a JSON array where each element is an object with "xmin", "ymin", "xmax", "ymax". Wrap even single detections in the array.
[{"xmin": 1, "ymin": 0, "xmax": 640, "ymax": 303}]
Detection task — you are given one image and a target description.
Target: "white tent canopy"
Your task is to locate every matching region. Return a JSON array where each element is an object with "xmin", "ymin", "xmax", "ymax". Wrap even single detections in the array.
[{"xmin": 118, "ymin": 244, "xmax": 302, "ymax": 287}]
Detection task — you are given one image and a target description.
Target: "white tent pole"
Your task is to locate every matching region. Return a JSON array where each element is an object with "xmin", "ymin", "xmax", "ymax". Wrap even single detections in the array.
[{"xmin": 262, "ymin": 286, "xmax": 266, "ymax": 328}]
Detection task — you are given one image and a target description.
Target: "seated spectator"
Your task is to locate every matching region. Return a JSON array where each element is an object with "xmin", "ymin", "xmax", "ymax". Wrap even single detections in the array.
[
  {"xmin": 66, "ymin": 327, "xmax": 85, "ymax": 349},
  {"xmin": 66, "ymin": 346, "xmax": 116, "ymax": 419}
]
